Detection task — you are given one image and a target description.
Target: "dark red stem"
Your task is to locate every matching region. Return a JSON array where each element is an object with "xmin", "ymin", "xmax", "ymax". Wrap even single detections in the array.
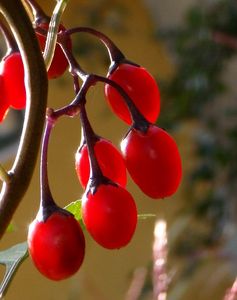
[
  {"xmin": 64, "ymin": 26, "xmax": 125, "ymax": 67},
  {"xmin": 38, "ymin": 110, "xmax": 71, "ymax": 221},
  {"xmin": 79, "ymin": 104, "xmax": 111, "ymax": 194}
]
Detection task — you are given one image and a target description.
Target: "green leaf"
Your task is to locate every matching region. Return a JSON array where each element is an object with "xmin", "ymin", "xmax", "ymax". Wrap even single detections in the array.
[
  {"xmin": 138, "ymin": 214, "xmax": 156, "ymax": 220},
  {"xmin": 6, "ymin": 223, "xmax": 14, "ymax": 233},
  {"xmin": 65, "ymin": 199, "xmax": 82, "ymax": 221},
  {"xmin": 0, "ymin": 242, "xmax": 28, "ymax": 298}
]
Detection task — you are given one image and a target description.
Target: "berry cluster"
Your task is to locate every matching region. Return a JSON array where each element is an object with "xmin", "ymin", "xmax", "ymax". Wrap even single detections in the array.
[
  {"xmin": 0, "ymin": 0, "xmax": 182, "ymax": 282},
  {"xmin": 0, "ymin": 4, "xmax": 71, "ymax": 122}
]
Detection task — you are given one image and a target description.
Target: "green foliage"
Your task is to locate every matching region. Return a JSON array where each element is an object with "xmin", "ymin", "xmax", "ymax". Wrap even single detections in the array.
[
  {"xmin": 157, "ymin": 0, "xmax": 237, "ymax": 295},
  {"xmin": 158, "ymin": 0, "xmax": 237, "ymax": 127}
]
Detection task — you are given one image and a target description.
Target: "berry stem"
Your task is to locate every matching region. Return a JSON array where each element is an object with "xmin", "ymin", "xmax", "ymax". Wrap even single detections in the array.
[
  {"xmin": 92, "ymin": 74, "xmax": 150, "ymax": 133},
  {"xmin": 58, "ymin": 38, "xmax": 87, "ymax": 79},
  {"xmin": 38, "ymin": 110, "xmax": 68, "ymax": 221},
  {"xmin": 37, "ymin": 108, "xmax": 73, "ymax": 222},
  {"xmin": 64, "ymin": 26, "xmax": 125, "ymax": 66},
  {"xmin": 79, "ymin": 104, "xmax": 109, "ymax": 194},
  {"xmin": 40, "ymin": 112, "xmax": 55, "ymax": 205}
]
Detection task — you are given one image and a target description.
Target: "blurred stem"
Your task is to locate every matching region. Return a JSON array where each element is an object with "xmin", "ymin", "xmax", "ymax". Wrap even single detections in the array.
[
  {"xmin": 0, "ymin": 0, "xmax": 48, "ymax": 239},
  {"xmin": 224, "ymin": 278, "xmax": 237, "ymax": 300},
  {"xmin": 43, "ymin": 0, "xmax": 69, "ymax": 71},
  {"xmin": 153, "ymin": 220, "xmax": 168, "ymax": 300}
]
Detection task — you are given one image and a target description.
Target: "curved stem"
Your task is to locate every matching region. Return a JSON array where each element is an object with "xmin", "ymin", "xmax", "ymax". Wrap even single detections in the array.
[
  {"xmin": 0, "ymin": 20, "xmax": 18, "ymax": 54},
  {"xmin": 24, "ymin": 0, "xmax": 49, "ymax": 24},
  {"xmin": 43, "ymin": 0, "xmax": 69, "ymax": 71},
  {"xmin": 40, "ymin": 115, "xmax": 54, "ymax": 205},
  {"xmin": 92, "ymin": 74, "xmax": 150, "ymax": 132},
  {"xmin": 0, "ymin": 0, "xmax": 48, "ymax": 239},
  {"xmin": 79, "ymin": 105, "xmax": 108, "ymax": 194},
  {"xmin": 64, "ymin": 26, "xmax": 125, "ymax": 65}
]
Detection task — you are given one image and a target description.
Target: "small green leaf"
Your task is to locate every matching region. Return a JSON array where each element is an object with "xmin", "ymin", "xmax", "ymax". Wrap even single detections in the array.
[
  {"xmin": 138, "ymin": 214, "xmax": 156, "ymax": 220},
  {"xmin": 6, "ymin": 223, "xmax": 15, "ymax": 233},
  {"xmin": 65, "ymin": 200, "xmax": 85, "ymax": 229},
  {"xmin": 65, "ymin": 200, "xmax": 82, "ymax": 221},
  {"xmin": 0, "ymin": 241, "xmax": 28, "ymax": 298}
]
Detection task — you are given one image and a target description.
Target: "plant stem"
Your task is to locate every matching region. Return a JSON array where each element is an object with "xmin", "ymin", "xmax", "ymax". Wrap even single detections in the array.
[
  {"xmin": 43, "ymin": 0, "xmax": 69, "ymax": 71},
  {"xmin": 64, "ymin": 26, "xmax": 125, "ymax": 65},
  {"xmin": 24, "ymin": 0, "xmax": 49, "ymax": 24},
  {"xmin": 153, "ymin": 220, "xmax": 168, "ymax": 300},
  {"xmin": 0, "ymin": 20, "xmax": 18, "ymax": 54},
  {"xmin": 0, "ymin": 0, "xmax": 48, "ymax": 239},
  {"xmin": 92, "ymin": 75, "xmax": 150, "ymax": 132}
]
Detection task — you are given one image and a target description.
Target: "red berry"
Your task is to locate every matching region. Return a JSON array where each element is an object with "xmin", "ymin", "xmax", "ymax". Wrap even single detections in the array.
[
  {"xmin": 104, "ymin": 63, "xmax": 160, "ymax": 125},
  {"xmin": 0, "ymin": 75, "xmax": 10, "ymax": 122},
  {"xmin": 28, "ymin": 212, "xmax": 85, "ymax": 281},
  {"xmin": 121, "ymin": 125, "xmax": 182, "ymax": 199},
  {"xmin": 36, "ymin": 23, "xmax": 72, "ymax": 79},
  {"xmin": 75, "ymin": 138, "xmax": 127, "ymax": 189},
  {"xmin": 82, "ymin": 184, "xmax": 137, "ymax": 249},
  {"xmin": 1, "ymin": 52, "xmax": 26, "ymax": 110}
]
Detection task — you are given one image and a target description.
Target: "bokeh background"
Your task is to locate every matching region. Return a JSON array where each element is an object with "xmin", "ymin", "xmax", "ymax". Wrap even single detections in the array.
[{"xmin": 1, "ymin": 0, "xmax": 237, "ymax": 299}]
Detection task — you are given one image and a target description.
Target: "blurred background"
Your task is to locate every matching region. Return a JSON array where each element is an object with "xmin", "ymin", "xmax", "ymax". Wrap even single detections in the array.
[{"xmin": 1, "ymin": 0, "xmax": 237, "ymax": 299}]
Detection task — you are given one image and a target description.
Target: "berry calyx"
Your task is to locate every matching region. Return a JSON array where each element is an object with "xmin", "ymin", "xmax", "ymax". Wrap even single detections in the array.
[
  {"xmin": 82, "ymin": 183, "xmax": 137, "ymax": 249},
  {"xmin": 75, "ymin": 137, "xmax": 127, "ymax": 189},
  {"xmin": 36, "ymin": 22, "xmax": 72, "ymax": 79},
  {"xmin": 0, "ymin": 52, "xmax": 26, "ymax": 110},
  {"xmin": 28, "ymin": 209, "xmax": 85, "ymax": 281},
  {"xmin": 104, "ymin": 63, "xmax": 160, "ymax": 125},
  {"xmin": 121, "ymin": 125, "xmax": 182, "ymax": 199}
]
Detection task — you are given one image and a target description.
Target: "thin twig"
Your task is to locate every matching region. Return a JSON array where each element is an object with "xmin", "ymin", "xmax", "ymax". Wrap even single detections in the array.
[
  {"xmin": 43, "ymin": 0, "xmax": 69, "ymax": 71},
  {"xmin": 224, "ymin": 278, "xmax": 237, "ymax": 300},
  {"xmin": 125, "ymin": 267, "xmax": 147, "ymax": 300},
  {"xmin": 153, "ymin": 220, "xmax": 168, "ymax": 300}
]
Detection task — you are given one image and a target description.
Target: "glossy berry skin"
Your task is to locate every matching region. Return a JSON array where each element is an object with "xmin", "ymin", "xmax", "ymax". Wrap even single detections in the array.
[
  {"xmin": 104, "ymin": 63, "xmax": 160, "ymax": 125},
  {"xmin": 36, "ymin": 23, "xmax": 72, "ymax": 79},
  {"xmin": 75, "ymin": 138, "xmax": 127, "ymax": 189},
  {"xmin": 1, "ymin": 52, "xmax": 26, "ymax": 110},
  {"xmin": 28, "ymin": 212, "xmax": 85, "ymax": 281},
  {"xmin": 0, "ymin": 100, "xmax": 9, "ymax": 123},
  {"xmin": 121, "ymin": 125, "xmax": 182, "ymax": 199},
  {"xmin": 82, "ymin": 184, "xmax": 137, "ymax": 249},
  {"xmin": 0, "ymin": 75, "xmax": 9, "ymax": 122}
]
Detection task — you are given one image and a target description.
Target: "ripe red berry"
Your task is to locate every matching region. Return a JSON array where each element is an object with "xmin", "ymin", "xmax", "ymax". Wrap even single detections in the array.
[
  {"xmin": 121, "ymin": 125, "xmax": 182, "ymax": 199},
  {"xmin": 104, "ymin": 63, "xmax": 160, "ymax": 125},
  {"xmin": 0, "ymin": 75, "xmax": 9, "ymax": 122},
  {"xmin": 28, "ymin": 211, "xmax": 85, "ymax": 281},
  {"xmin": 82, "ymin": 184, "xmax": 137, "ymax": 249},
  {"xmin": 36, "ymin": 23, "xmax": 72, "ymax": 79},
  {"xmin": 75, "ymin": 138, "xmax": 127, "ymax": 189},
  {"xmin": 1, "ymin": 52, "xmax": 26, "ymax": 110}
]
